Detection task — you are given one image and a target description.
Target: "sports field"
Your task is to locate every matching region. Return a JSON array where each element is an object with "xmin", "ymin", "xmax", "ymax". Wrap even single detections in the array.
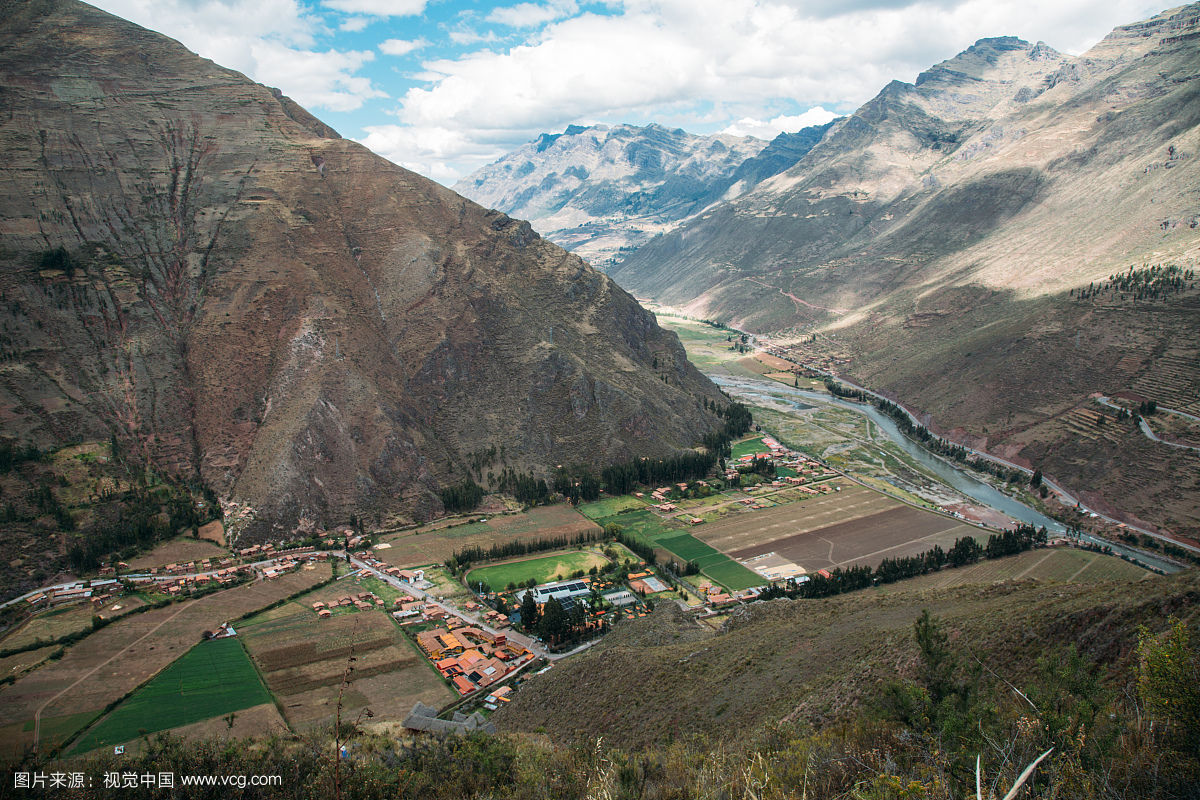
[
  {"xmin": 465, "ymin": 550, "xmax": 610, "ymax": 591},
  {"xmin": 695, "ymin": 483, "xmax": 983, "ymax": 573},
  {"xmin": 68, "ymin": 637, "xmax": 270, "ymax": 755},
  {"xmin": 730, "ymin": 438, "xmax": 771, "ymax": 459}
]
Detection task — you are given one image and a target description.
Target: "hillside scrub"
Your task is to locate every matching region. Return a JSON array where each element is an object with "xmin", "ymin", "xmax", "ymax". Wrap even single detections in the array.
[{"xmin": 13, "ymin": 614, "xmax": 1198, "ymax": 799}]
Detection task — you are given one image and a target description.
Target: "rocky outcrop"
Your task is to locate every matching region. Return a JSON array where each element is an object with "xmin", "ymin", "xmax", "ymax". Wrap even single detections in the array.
[{"xmin": 0, "ymin": 0, "xmax": 725, "ymax": 537}]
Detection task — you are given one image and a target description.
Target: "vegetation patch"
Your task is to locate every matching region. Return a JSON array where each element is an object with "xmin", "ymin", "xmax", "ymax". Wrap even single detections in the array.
[
  {"xmin": 576, "ymin": 495, "xmax": 649, "ymax": 519},
  {"xmin": 466, "ymin": 550, "xmax": 610, "ymax": 591},
  {"xmin": 68, "ymin": 637, "xmax": 269, "ymax": 754}
]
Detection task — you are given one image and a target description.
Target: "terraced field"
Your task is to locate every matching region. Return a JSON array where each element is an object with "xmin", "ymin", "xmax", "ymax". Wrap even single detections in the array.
[{"xmin": 239, "ymin": 603, "xmax": 451, "ymax": 728}]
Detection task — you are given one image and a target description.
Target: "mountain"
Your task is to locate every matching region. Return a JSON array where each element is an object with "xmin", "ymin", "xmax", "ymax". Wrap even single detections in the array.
[
  {"xmin": 0, "ymin": 0, "xmax": 724, "ymax": 541},
  {"xmin": 453, "ymin": 122, "xmax": 833, "ymax": 269},
  {"xmin": 609, "ymin": 8, "xmax": 1200, "ymax": 538}
]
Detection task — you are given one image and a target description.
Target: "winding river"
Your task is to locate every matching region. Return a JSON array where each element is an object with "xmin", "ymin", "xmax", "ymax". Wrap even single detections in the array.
[{"xmin": 710, "ymin": 374, "xmax": 1188, "ymax": 573}]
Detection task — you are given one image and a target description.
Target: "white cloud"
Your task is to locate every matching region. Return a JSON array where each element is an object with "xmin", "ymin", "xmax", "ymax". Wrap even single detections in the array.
[
  {"xmin": 722, "ymin": 107, "xmax": 840, "ymax": 139},
  {"xmin": 370, "ymin": 0, "xmax": 1161, "ymax": 182},
  {"xmin": 487, "ymin": 0, "xmax": 578, "ymax": 28},
  {"xmin": 339, "ymin": 16, "xmax": 370, "ymax": 32},
  {"xmin": 379, "ymin": 38, "xmax": 428, "ymax": 56},
  {"xmin": 92, "ymin": 0, "xmax": 387, "ymax": 112},
  {"xmin": 321, "ymin": 0, "xmax": 427, "ymax": 15},
  {"xmin": 358, "ymin": 124, "xmax": 510, "ymax": 183},
  {"xmin": 251, "ymin": 42, "xmax": 386, "ymax": 112}
]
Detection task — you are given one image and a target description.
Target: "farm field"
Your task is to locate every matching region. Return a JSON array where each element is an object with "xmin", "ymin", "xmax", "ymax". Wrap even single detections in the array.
[
  {"xmin": 874, "ymin": 548, "xmax": 1152, "ymax": 593},
  {"xmin": 648, "ymin": 314, "xmax": 745, "ymax": 370},
  {"xmin": 374, "ymin": 506, "xmax": 600, "ymax": 568},
  {"xmin": 0, "ymin": 563, "xmax": 331, "ymax": 759},
  {"xmin": 695, "ymin": 483, "xmax": 983, "ymax": 574},
  {"xmin": 126, "ymin": 536, "xmax": 228, "ymax": 569},
  {"xmin": 1, "ymin": 596, "xmax": 146, "ymax": 651},
  {"xmin": 596, "ymin": 510, "xmax": 761, "ymax": 591},
  {"xmin": 239, "ymin": 606, "xmax": 452, "ymax": 728},
  {"xmin": 67, "ymin": 637, "xmax": 270, "ymax": 755},
  {"xmin": 465, "ymin": 550, "xmax": 610, "ymax": 591},
  {"xmin": 0, "ymin": 645, "xmax": 58, "ymax": 682},
  {"xmin": 577, "ymin": 495, "xmax": 649, "ymax": 519}
]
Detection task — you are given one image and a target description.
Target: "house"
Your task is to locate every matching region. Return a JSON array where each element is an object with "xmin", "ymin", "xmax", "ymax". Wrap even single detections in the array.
[
  {"xmin": 318, "ymin": 609, "xmax": 332, "ymax": 618},
  {"xmin": 403, "ymin": 702, "xmax": 494, "ymax": 735}
]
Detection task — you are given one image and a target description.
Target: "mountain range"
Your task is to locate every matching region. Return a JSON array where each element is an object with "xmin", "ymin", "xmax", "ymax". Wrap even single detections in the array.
[
  {"xmin": 463, "ymin": 5, "xmax": 1200, "ymax": 539},
  {"xmin": 454, "ymin": 121, "xmax": 836, "ymax": 269},
  {"xmin": 0, "ymin": 0, "xmax": 723, "ymax": 540}
]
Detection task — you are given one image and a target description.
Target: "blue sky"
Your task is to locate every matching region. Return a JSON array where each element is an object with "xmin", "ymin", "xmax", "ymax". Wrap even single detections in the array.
[{"xmin": 92, "ymin": 0, "xmax": 1164, "ymax": 184}]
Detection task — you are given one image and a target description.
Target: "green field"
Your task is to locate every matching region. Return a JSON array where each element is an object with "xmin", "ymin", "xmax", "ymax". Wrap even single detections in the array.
[
  {"xmin": 577, "ymin": 495, "xmax": 649, "ymax": 520},
  {"xmin": 657, "ymin": 534, "xmax": 763, "ymax": 591},
  {"xmin": 596, "ymin": 509, "xmax": 684, "ymax": 548},
  {"xmin": 68, "ymin": 637, "xmax": 271, "ymax": 754},
  {"xmin": 465, "ymin": 550, "xmax": 610, "ymax": 591},
  {"xmin": 731, "ymin": 438, "xmax": 771, "ymax": 459}
]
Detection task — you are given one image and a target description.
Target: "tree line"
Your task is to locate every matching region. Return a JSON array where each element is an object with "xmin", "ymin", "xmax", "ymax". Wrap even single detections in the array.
[{"xmin": 446, "ymin": 528, "xmax": 607, "ymax": 573}]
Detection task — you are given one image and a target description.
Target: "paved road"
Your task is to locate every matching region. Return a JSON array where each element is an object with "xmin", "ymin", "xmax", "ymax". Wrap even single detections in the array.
[{"xmin": 1096, "ymin": 396, "xmax": 1200, "ymax": 454}]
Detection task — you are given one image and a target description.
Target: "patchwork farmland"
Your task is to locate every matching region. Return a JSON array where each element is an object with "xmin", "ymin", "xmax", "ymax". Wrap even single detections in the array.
[
  {"xmin": 593, "ymin": 509, "xmax": 763, "ymax": 592},
  {"xmin": 239, "ymin": 602, "xmax": 452, "ymax": 728},
  {"xmin": 67, "ymin": 637, "xmax": 270, "ymax": 755},
  {"xmin": 0, "ymin": 563, "xmax": 332, "ymax": 759},
  {"xmin": 694, "ymin": 483, "xmax": 984, "ymax": 575}
]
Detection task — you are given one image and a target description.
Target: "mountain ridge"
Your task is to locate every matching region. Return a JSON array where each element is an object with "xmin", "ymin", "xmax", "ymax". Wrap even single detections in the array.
[
  {"xmin": 453, "ymin": 120, "xmax": 837, "ymax": 269},
  {"xmin": 606, "ymin": 3, "xmax": 1200, "ymax": 537},
  {"xmin": 0, "ymin": 0, "xmax": 725, "ymax": 540}
]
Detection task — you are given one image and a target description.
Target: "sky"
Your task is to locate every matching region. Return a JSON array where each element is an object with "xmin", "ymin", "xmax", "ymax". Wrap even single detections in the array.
[{"xmin": 91, "ymin": 0, "xmax": 1165, "ymax": 185}]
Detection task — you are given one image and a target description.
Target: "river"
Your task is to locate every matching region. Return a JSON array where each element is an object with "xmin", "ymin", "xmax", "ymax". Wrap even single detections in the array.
[{"xmin": 712, "ymin": 373, "xmax": 1186, "ymax": 573}]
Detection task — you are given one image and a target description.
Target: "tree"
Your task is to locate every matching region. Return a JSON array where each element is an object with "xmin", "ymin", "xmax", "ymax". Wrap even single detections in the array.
[
  {"xmin": 519, "ymin": 591, "xmax": 539, "ymax": 632},
  {"xmin": 536, "ymin": 597, "xmax": 569, "ymax": 644},
  {"xmin": 1029, "ymin": 469, "xmax": 1043, "ymax": 489}
]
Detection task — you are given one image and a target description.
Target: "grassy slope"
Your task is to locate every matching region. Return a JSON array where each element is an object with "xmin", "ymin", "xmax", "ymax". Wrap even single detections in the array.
[{"xmin": 495, "ymin": 567, "xmax": 1200, "ymax": 749}]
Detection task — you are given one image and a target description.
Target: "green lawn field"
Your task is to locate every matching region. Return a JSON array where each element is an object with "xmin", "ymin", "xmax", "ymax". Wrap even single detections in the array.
[
  {"xmin": 465, "ymin": 550, "xmax": 610, "ymax": 591},
  {"xmin": 577, "ymin": 495, "xmax": 649, "ymax": 520},
  {"xmin": 730, "ymin": 438, "xmax": 771, "ymax": 459},
  {"xmin": 595, "ymin": 510, "xmax": 683, "ymax": 547},
  {"xmin": 68, "ymin": 637, "xmax": 271, "ymax": 754}
]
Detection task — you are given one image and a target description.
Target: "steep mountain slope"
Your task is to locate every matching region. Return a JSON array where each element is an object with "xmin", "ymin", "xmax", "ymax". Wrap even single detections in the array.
[
  {"xmin": 610, "ymin": 7, "xmax": 1200, "ymax": 537},
  {"xmin": 454, "ymin": 123, "xmax": 832, "ymax": 269},
  {"xmin": 0, "ymin": 0, "xmax": 724, "ymax": 540},
  {"xmin": 497, "ymin": 568, "xmax": 1200, "ymax": 749}
]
